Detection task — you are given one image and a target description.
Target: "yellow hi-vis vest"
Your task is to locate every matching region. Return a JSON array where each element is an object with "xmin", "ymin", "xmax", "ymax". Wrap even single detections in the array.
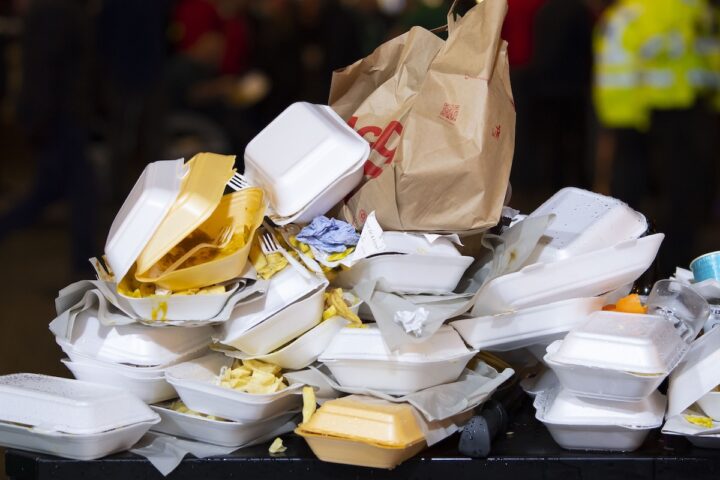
[{"xmin": 593, "ymin": 0, "xmax": 649, "ymax": 129}]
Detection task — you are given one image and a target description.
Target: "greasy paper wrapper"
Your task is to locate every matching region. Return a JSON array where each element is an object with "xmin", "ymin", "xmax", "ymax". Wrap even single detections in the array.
[
  {"xmin": 50, "ymin": 273, "xmax": 267, "ymax": 339},
  {"xmin": 351, "ymin": 214, "xmax": 552, "ymax": 349},
  {"xmin": 331, "ymin": 0, "xmax": 515, "ymax": 233},
  {"xmin": 285, "ymin": 361, "xmax": 514, "ymax": 445},
  {"xmin": 130, "ymin": 415, "xmax": 298, "ymax": 476}
]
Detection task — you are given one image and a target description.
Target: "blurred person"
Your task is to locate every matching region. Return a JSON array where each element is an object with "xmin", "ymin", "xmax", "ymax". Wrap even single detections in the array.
[
  {"xmin": 0, "ymin": 0, "xmax": 95, "ymax": 277},
  {"xmin": 97, "ymin": 0, "xmax": 171, "ymax": 202}
]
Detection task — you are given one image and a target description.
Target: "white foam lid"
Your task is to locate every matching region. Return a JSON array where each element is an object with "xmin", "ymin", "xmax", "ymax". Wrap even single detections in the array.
[
  {"xmin": 535, "ymin": 386, "xmax": 665, "ymax": 427},
  {"xmin": 0, "ymin": 374, "xmax": 159, "ymax": 435},
  {"xmin": 546, "ymin": 311, "xmax": 687, "ymax": 374},
  {"xmin": 381, "ymin": 232, "xmax": 461, "ymax": 256},
  {"xmin": 319, "ymin": 324, "xmax": 474, "ymax": 363},
  {"xmin": 668, "ymin": 325, "xmax": 720, "ymax": 417},
  {"xmin": 104, "ymin": 159, "xmax": 184, "ymax": 282}
]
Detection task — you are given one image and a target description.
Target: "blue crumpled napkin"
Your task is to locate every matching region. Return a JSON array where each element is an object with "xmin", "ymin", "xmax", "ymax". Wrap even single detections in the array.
[{"xmin": 296, "ymin": 216, "xmax": 360, "ymax": 253}]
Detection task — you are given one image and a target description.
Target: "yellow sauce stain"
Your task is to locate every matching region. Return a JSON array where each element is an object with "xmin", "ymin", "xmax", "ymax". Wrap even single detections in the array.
[{"xmin": 151, "ymin": 301, "xmax": 168, "ymax": 322}]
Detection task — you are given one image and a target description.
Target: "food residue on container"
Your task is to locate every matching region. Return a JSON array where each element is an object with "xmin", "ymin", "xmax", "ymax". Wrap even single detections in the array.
[
  {"xmin": 250, "ymin": 241, "xmax": 288, "ymax": 280},
  {"xmin": 323, "ymin": 288, "xmax": 363, "ymax": 328},
  {"xmin": 151, "ymin": 301, "xmax": 168, "ymax": 321},
  {"xmin": 167, "ymin": 400, "xmax": 226, "ymax": 421},
  {"xmin": 118, "ymin": 264, "xmax": 226, "ymax": 298},
  {"xmin": 684, "ymin": 414, "xmax": 714, "ymax": 428},
  {"xmin": 302, "ymin": 386, "xmax": 316, "ymax": 424},
  {"xmin": 216, "ymin": 359, "xmax": 287, "ymax": 394},
  {"xmin": 603, "ymin": 294, "xmax": 648, "ymax": 314},
  {"xmin": 269, "ymin": 437, "xmax": 287, "ymax": 454}
]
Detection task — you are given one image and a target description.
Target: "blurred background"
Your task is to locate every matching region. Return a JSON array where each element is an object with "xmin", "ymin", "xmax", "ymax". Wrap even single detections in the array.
[{"xmin": 0, "ymin": 0, "xmax": 718, "ymax": 473}]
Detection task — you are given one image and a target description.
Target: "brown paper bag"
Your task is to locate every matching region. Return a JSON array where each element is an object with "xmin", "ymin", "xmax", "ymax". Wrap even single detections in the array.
[{"xmin": 329, "ymin": 0, "xmax": 515, "ymax": 233}]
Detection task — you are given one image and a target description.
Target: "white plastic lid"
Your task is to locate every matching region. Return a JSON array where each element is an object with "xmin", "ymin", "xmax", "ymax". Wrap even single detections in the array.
[
  {"xmin": 668, "ymin": 325, "xmax": 720, "ymax": 417},
  {"xmin": 546, "ymin": 311, "xmax": 687, "ymax": 374},
  {"xmin": 381, "ymin": 232, "xmax": 461, "ymax": 257},
  {"xmin": 0, "ymin": 374, "xmax": 159, "ymax": 434},
  {"xmin": 105, "ymin": 159, "xmax": 184, "ymax": 281},
  {"xmin": 527, "ymin": 187, "xmax": 647, "ymax": 264},
  {"xmin": 67, "ymin": 308, "xmax": 213, "ymax": 367},
  {"xmin": 319, "ymin": 324, "xmax": 474, "ymax": 363},
  {"xmin": 535, "ymin": 386, "xmax": 665, "ymax": 428}
]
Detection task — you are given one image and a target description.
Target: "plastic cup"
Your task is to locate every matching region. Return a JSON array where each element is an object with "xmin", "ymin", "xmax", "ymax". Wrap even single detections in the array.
[
  {"xmin": 690, "ymin": 251, "xmax": 720, "ymax": 282},
  {"xmin": 646, "ymin": 279, "xmax": 710, "ymax": 343}
]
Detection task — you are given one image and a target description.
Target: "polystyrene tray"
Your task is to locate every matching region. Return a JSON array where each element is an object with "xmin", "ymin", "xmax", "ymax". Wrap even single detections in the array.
[
  {"xmin": 668, "ymin": 326, "xmax": 720, "ymax": 418},
  {"xmin": 333, "ymin": 254, "xmax": 474, "ymax": 295},
  {"xmin": 697, "ymin": 391, "xmax": 720, "ymax": 420},
  {"xmin": 62, "ymin": 359, "xmax": 176, "ymax": 405},
  {"xmin": 534, "ymin": 387, "xmax": 665, "ymax": 451},
  {"xmin": 319, "ymin": 325, "xmax": 476, "ymax": 394},
  {"xmin": 218, "ymin": 265, "xmax": 327, "ymax": 347},
  {"xmin": 221, "ymin": 316, "xmax": 349, "ymax": 370},
  {"xmin": 450, "ymin": 297, "xmax": 604, "ymax": 351},
  {"xmin": 544, "ymin": 342, "xmax": 674, "ymax": 402},
  {"xmin": 120, "ymin": 283, "xmax": 239, "ymax": 321},
  {"xmin": 687, "ymin": 434, "xmax": 720, "ymax": 449},
  {"xmin": 546, "ymin": 311, "xmax": 688, "ymax": 374},
  {"xmin": 226, "ymin": 285, "xmax": 324, "ymax": 355},
  {"xmin": 0, "ymin": 374, "xmax": 159, "ymax": 435},
  {"xmin": 472, "ymin": 234, "xmax": 664, "ymax": 315},
  {"xmin": 524, "ymin": 187, "xmax": 647, "ymax": 265},
  {"xmin": 0, "ymin": 419, "xmax": 158, "ymax": 461},
  {"xmin": 268, "ymin": 162, "xmax": 363, "ymax": 226},
  {"xmin": 150, "ymin": 405, "xmax": 296, "ymax": 447},
  {"xmin": 244, "ymin": 102, "xmax": 370, "ymax": 217},
  {"xmin": 63, "ymin": 308, "xmax": 213, "ymax": 367},
  {"xmin": 380, "ymin": 232, "xmax": 462, "ymax": 256},
  {"xmin": 104, "ymin": 159, "xmax": 183, "ymax": 283},
  {"xmin": 165, "ymin": 353, "xmax": 302, "ymax": 422}
]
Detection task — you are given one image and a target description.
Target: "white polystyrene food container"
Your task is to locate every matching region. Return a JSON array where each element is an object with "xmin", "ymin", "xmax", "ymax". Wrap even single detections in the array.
[
  {"xmin": 380, "ymin": 232, "xmax": 462, "ymax": 256},
  {"xmin": 120, "ymin": 283, "xmax": 240, "ymax": 322},
  {"xmin": 62, "ymin": 359, "xmax": 176, "ymax": 405},
  {"xmin": 450, "ymin": 297, "xmax": 604, "ymax": 352},
  {"xmin": 0, "ymin": 419, "xmax": 158, "ymax": 461},
  {"xmin": 333, "ymin": 254, "xmax": 474, "ymax": 295},
  {"xmin": 150, "ymin": 405, "xmax": 296, "ymax": 447},
  {"xmin": 104, "ymin": 159, "xmax": 184, "ymax": 282},
  {"xmin": 64, "ymin": 308, "xmax": 213, "ymax": 367},
  {"xmin": 223, "ymin": 316, "xmax": 349, "ymax": 370},
  {"xmin": 165, "ymin": 353, "xmax": 302, "ymax": 422},
  {"xmin": 534, "ymin": 387, "xmax": 665, "ymax": 451},
  {"xmin": 319, "ymin": 324, "xmax": 477, "ymax": 395},
  {"xmin": 698, "ymin": 391, "xmax": 720, "ymax": 420},
  {"xmin": 217, "ymin": 265, "xmax": 327, "ymax": 347},
  {"xmin": 226, "ymin": 285, "xmax": 325, "ymax": 356},
  {"xmin": 546, "ymin": 311, "xmax": 688, "ymax": 374},
  {"xmin": 268, "ymin": 162, "xmax": 364, "ymax": 226},
  {"xmin": 0, "ymin": 374, "xmax": 159, "ymax": 435},
  {"xmin": 244, "ymin": 102, "xmax": 370, "ymax": 217},
  {"xmin": 668, "ymin": 326, "xmax": 720, "ymax": 418},
  {"xmin": 472, "ymin": 234, "xmax": 664, "ymax": 315},
  {"xmin": 524, "ymin": 187, "xmax": 647, "ymax": 265}
]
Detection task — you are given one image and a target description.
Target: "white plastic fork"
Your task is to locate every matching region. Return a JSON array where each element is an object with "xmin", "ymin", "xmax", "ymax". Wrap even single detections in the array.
[
  {"xmin": 227, "ymin": 172, "xmax": 252, "ymax": 191},
  {"xmin": 260, "ymin": 230, "xmax": 313, "ymax": 280}
]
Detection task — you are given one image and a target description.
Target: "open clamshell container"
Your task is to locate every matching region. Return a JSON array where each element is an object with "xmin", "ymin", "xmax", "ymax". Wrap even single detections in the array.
[
  {"xmin": 544, "ymin": 311, "xmax": 688, "ymax": 402},
  {"xmin": 334, "ymin": 254, "xmax": 474, "ymax": 295},
  {"xmin": 451, "ymin": 297, "xmax": 604, "ymax": 352},
  {"xmin": 218, "ymin": 265, "xmax": 327, "ymax": 350},
  {"xmin": 379, "ymin": 232, "xmax": 463, "ymax": 256},
  {"xmin": 295, "ymin": 395, "xmax": 426, "ymax": 469},
  {"xmin": 135, "ymin": 153, "xmax": 236, "ymax": 275},
  {"xmin": 225, "ymin": 285, "xmax": 325, "ymax": 356},
  {"xmin": 104, "ymin": 159, "xmax": 184, "ymax": 283},
  {"xmin": 217, "ymin": 316, "xmax": 349, "ymax": 370},
  {"xmin": 318, "ymin": 324, "xmax": 476, "ymax": 395},
  {"xmin": 0, "ymin": 374, "xmax": 159, "ymax": 459},
  {"xmin": 119, "ymin": 282, "xmax": 240, "ymax": 322},
  {"xmin": 668, "ymin": 325, "xmax": 720, "ymax": 418},
  {"xmin": 472, "ymin": 234, "xmax": 664, "ymax": 315},
  {"xmin": 136, "ymin": 187, "xmax": 266, "ymax": 290},
  {"xmin": 524, "ymin": 187, "xmax": 647, "ymax": 265},
  {"xmin": 534, "ymin": 386, "xmax": 665, "ymax": 451},
  {"xmin": 150, "ymin": 403, "xmax": 296, "ymax": 447},
  {"xmin": 165, "ymin": 353, "xmax": 302, "ymax": 422},
  {"xmin": 61, "ymin": 308, "xmax": 213, "ymax": 367},
  {"xmin": 244, "ymin": 102, "xmax": 370, "ymax": 218}
]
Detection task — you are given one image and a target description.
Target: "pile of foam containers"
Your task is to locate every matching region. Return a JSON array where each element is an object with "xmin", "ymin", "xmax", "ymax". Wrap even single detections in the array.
[{"xmin": 5, "ymin": 100, "xmax": 717, "ymax": 468}]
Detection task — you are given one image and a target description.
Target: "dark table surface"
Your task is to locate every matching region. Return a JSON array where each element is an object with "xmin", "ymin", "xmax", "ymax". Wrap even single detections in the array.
[{"xmin": 5, "ymin": 398, "xmax": 720, "ymax": 480}]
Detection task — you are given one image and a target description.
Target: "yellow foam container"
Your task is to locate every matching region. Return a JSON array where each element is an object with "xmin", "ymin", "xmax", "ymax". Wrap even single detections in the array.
[
  {"xmin": 136, "ymin": 153, "xmax": 235, "ymax": 275},
  {"xmin": 295, "ymin": 396, "xmax": 426, "ymax": 469},
  {"xmin": 136, "ymin": 188, "xmax": 265, "ymax": 290}
]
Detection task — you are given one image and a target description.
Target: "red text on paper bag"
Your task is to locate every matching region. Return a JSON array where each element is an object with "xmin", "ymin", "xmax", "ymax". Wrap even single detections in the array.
[{"xmin": 348, "ymin": 116, "xmax": 403, "ymax": 179}]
